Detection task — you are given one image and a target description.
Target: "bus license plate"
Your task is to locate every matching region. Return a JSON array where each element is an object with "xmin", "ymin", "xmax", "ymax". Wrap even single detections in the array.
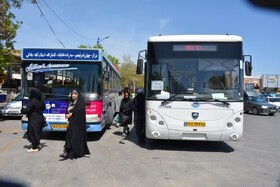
[
  {"xmin": 52, "ymin": 124, "xmax": 67, "ymax": 129},
  {"xmin": 185, "ymin": 122, "xmax": 206, "ymax": 127}
]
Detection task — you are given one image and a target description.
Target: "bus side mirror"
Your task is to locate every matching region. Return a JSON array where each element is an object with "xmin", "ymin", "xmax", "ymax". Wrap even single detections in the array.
[
  {"xmin": 136, "ymin": 59, "xmax": 143, "ymax": 74},
  {"xmin": 245, "ymin": 61, "xmax": 252, "ymax": 76}
]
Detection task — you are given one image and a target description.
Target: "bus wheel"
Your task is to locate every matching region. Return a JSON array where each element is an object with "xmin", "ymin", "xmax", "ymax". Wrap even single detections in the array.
[
  {"xmin": 268, "ymin": 112, "xmax": 275, "ymax": 116},
  {"xmin": 252, "ymin": 107, "xmax": 259, "ymax": 115}
]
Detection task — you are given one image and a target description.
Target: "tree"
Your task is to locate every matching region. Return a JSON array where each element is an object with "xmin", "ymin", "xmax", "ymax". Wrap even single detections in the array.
[
  {"xmin": 0, "ymin": 0, "xmax": 35, "ymax": 76},
  {"xmin": 77, "ymin": 44, "xmax": 120, "ymax": 69},
  {"xmin": 119, "ymin": 55, "xmax": 144, "ymax": 91}
]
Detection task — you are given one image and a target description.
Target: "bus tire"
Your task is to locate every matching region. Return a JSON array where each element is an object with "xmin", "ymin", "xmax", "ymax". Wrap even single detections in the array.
[{"xmin": 268, "ymin": 112, "xmax": 275, "ymax": 116}]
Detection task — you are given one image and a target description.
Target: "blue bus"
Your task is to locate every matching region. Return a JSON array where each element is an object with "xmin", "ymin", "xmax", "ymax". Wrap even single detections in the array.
[{"xmin": 21, "ymin": 48, "xmax": 121, "ymax": 132}]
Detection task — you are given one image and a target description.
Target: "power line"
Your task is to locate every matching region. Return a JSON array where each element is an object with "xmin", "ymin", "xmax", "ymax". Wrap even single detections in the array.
[
  {"xmin": 34, "ymin": 1, "xmax": 65, "ymax": 48},
  {"xmin": 37, "ymin": 0, "xmax": 138, "ymax": 61},
  {"xmin": 102, "ymin": 40, "xmax": 138, "ymax": 61},
  {"xmin": 41, "ymin": 0, "xmax": 95, "ymax": 41}
]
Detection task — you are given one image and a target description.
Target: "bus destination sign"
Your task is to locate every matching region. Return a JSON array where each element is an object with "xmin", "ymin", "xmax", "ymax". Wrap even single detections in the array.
[
  {"xmin": 173, "ymin": 44, "xmax": 217, "ymax": 52},
  {"xmin": 22, "ymin": 48, "xmax": 100, "ymax": 61}
]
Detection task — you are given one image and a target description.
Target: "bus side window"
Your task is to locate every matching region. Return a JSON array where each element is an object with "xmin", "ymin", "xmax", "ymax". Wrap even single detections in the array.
[
  {"xmin": 64, "ymin": 78, "xmax": 75, "ymax": 86},
  {"xmin": 53, "ymin": 79, "xmax": 63, "ymax": 85}
]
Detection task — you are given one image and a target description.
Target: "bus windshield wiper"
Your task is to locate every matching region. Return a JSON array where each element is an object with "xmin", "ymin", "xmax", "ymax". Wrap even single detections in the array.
[
  {"xmin": 161, "ymin": 94, "xmax": 182, "ymax": 106},
  {"xmin": 213, "ymin": 99, "xmax": 231, "ymax": 107}
]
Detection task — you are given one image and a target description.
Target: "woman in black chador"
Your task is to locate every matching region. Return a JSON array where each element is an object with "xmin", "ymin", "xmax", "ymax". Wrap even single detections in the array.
[
  {"xmin": 119, "ymin": 91, "xmax": 133, "ymax": 136},
  {"xmin": 60, "ymin": 90, "xmax": 90, "ymax": 159},
  {"xmin": 21, "ymin": 88, "xmax": 46, "ymax": 152},
  {"xmin": 133, "ymin": 89, "xmax": 146, "ymax": 145}
]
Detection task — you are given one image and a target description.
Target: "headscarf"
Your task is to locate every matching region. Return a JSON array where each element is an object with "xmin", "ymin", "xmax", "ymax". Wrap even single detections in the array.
[
  {"xmin": 137, "ymin": 89, "xmax": 144, "ymax": 95},
  {"xmin": 29, "ymin": 88, "xmax": 42, "ymax": 100},
  {"xmin": 68, "ymin": 90, "xmax": 79, "ymax": 113}
]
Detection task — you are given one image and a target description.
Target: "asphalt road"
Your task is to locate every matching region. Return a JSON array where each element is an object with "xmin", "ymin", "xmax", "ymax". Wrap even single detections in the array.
[{"xmin": 0, "ymin": 113, "xmax": 279, "ymax": 187}]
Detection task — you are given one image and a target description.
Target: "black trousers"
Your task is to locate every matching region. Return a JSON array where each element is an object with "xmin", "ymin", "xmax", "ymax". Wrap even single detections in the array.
[{"xmin": 135, "ymin": 114, "xmax": 145, "ymax": 143}]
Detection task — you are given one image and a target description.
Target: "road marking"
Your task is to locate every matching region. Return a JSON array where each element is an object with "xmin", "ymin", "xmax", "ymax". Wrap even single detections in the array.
[
  {"xmin": 0, "ymin": 128, "xmax": 23, "ymax": 134},
  {"xmin": 0, "ymin": 137, "xmax": 22, "ymax": 154}
]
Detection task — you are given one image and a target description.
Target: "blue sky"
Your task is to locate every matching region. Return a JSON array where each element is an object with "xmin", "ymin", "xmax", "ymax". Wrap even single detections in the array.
[{"xmin": 13, "ymin": 0, "xmax": 280, "ymax": 75}]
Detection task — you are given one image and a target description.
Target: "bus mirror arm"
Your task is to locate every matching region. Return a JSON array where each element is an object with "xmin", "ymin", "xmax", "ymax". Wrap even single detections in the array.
[{"xmin": 136, "ymin": 50, "xmax": 146, "ymax": 74}]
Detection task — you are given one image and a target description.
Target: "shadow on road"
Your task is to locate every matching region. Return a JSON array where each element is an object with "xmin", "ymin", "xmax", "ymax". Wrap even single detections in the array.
[
  {"xmin": 112, "ymin": 125, "xmax": 235, "ymax": 153},
  {"xmin": 144, "ymin": 139, "xmax": 234, "ymax": 153},
  {"xmin": 40, "ymin": 129, "xmax": 106, "ymax": 142},
  {"xmin": 0, "ymin": 179, "xmax": 27, "ymax": 187}
]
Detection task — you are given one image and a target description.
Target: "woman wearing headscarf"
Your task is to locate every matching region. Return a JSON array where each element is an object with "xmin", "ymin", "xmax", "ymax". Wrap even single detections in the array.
[
  {"xmin": 133, "ymin": 89, "xmax": 146, "ymax": 145},
  {"xmin": 119, "ymin": 90, "xmax": 133, "ymax": 136},
  {"xmin": 21, "ymin": 88, "xmax": 46, "ymax": 152},
  {"xmin": 60, "ymin": 89, "xmax": 90, "ymax": 159}
]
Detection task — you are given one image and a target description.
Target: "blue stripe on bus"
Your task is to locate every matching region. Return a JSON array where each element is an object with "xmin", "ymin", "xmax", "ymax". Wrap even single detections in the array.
[{"xmin": 21, "ymin": 122, "xmax": 103, "ymax": 132}]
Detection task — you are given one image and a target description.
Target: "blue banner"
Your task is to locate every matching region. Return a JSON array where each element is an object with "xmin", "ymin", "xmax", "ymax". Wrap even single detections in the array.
[{"xmin": 22, "ymin": 48, "xmax": 100, "ymax": 61}]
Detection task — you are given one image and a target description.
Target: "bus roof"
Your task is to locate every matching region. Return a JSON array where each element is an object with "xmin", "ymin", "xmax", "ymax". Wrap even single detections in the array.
[{"xmin": 148, "ymin": 35, "xmax": 242, "ymax": 42}]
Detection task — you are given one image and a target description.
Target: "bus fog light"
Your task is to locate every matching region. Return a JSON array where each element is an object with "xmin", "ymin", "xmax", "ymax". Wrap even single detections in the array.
[
  {"xmin": 227, "ymin": 122, "xmax": 233, "ymax": 128},
  {"xmin": 231, "ymin": 134, "xmax": 239, "ymax": 141},
  {"xmin": 158, "ymin": 120, "xmax": 164, "ymax": 126},
  {"xmin": 234, "ymin": 117, "xmax": 241, "ymax": 123},
  {"xmin": 150, "ymin": 115, "xmax": 157, "ymax": 121},
  {"xmin": 152, "ymin": 131, "xmax": 160, "ymax": 137}
]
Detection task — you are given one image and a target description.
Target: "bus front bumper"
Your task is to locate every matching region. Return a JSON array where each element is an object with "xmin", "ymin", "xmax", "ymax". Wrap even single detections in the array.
[{"xmin": 21, "ymin": 121, "xmax": 103, "ymax": 132}]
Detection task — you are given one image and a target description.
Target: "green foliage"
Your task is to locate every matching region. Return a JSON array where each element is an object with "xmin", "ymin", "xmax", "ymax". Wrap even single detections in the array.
[
  {"xmin": 0, "ymin": 49, "xmax": 14, "ymax": 74},
  {"xmin": 0, "ymin": 0, "xmax": 35, "ymax": 76},
  {"xmin": 77, "ymin": 44, "xmax": 120, "ymax": 68},
  {"xmin": 119, "ymin": 55, "xmax": 144, "ymax": 91}
]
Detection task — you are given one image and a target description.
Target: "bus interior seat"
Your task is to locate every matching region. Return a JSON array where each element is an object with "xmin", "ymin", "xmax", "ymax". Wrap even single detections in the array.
[
  {"xmin": 53, "ymin": 79, "xmax": 63, "ymax": 85},
  {"xmin": 64, "ymin": 79, "xmax": 75, "ymax": 86}
]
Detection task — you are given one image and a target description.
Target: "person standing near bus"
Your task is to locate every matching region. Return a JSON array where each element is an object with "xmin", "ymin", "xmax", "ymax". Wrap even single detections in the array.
[
  {"xmin": 119, "ymin": 90, "xmax": 133, "ymax": 137},
  {"xmin": 6, "ymin": 90, "xmax": 15, "ymax": 103},
  {"xmin": 21, "ymin": 88, "xmax": 46, "ymax": 152},
  {"xmin": 113, "ymin": 90, "xmax": 123, "ymax": 127},
  {"xmin": 133, "ymin": 89, "xmax": 146, "ymax": 145},
  {"xmin": 60, "ymin": 89, "xmax": 90, "ymax": 160}
]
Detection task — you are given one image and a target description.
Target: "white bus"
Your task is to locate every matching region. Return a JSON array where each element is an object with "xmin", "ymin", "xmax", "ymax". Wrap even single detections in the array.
[
  {"xmin": 21, "ymin": 48, "xmax": 121, "ymax": 132},
  {"xmin": 137, "ymin": 35, "xmax": 252, "ymax": 141}
]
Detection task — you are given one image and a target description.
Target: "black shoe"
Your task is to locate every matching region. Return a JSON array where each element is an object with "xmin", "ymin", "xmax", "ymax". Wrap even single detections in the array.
[
  {"xmin": 59, "ymin": 156, "xmax": 69, "ymax": 161},
  {"xmin": 59, "ymin": 151, "xmax": 68, "ymax": 158}
]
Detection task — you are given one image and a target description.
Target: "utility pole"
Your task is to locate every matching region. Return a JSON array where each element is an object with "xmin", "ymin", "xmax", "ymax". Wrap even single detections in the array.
[{"xmin": 96, "ymin": 36, "xmax": 110, "ymax": 46}]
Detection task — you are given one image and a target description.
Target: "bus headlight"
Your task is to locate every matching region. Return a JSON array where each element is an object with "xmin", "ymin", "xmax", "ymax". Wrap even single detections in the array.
[
  {"xmin": 234, "ymin": 117, "xmax": 241, "ymax": 123},
  {"xmin": 147, "ymin": 109, "xmax": 166, "ymax": 127},
  {"xmin": 227, "ymin": 122, "xmax": 233, "ymax": 128},
  {"xmin": 150, "ymin": 115, "xmax": 157, "ymax": 121},
  {"xmin": 158, "ymin": 120, "xmax": 164, "ymax": 126},
  {"xmin": 261, "ymin": 106, "xmax": 268, "ymax": 109}
]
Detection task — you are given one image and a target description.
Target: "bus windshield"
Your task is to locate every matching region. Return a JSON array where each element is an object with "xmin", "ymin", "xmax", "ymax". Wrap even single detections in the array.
[
  {"xmin": 146, "ymin": 42, "xmax": 242, "ymax": 101},
  {"xmin": 22, "ymin": 62, "xmax": 102, "ymax": 100}
]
